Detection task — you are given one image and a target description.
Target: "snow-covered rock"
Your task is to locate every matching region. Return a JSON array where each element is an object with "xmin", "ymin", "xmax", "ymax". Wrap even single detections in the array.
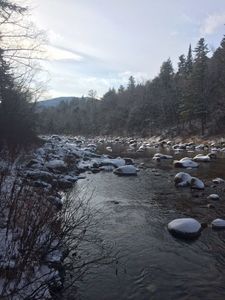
[
  {"xmin": 212, "ymin": 219, "xmax": 225, "ymax": 229},
  {"xmin": 193, "ymin": 154, "xmax": 211, "ymax": 162},
  {"xmin": 113, "ymin": 165, "xmax": 138, "ymax": 176},
  {"xmin": 174, "ymin": 172, "xmax": 192, "ymax": 187},
  {"xmin": 207, "ymin": 194, "xmax": 220, "ymax": 200},
  {"xmin": 101, "ymin": 158, "xmax": 126, "ymax": 168},
  {"xmin": 106, "ymin": 146, "xmax": 112, "ymax": 152},
  {"xmin": 195, "ymin": 144, "xmax": 207, "ymax": 150},
  {"xmin": 212, "ymin": 178, "xmax": 225, "ymax": 184},
  {"xmin": 174, "ymin": 157, "xmax": 199, "ymax": 168},
  {"xmin": 124, "ymin": 157, "xmax": 134, "ymax": 165},
  {"xmin": 99, "ymin": 165, "xmax": 114, "ymax": 172},
  {"xmin": 46, "ymin": 159, "xmax": 67, "ymax": 172},
  {"xmin": 153, "ymin": 153, "xmax": 173, "ymax": 160},
  {"xmin": 168, "ymin": 218, "xmax": 202, "ymax": 239},
  {"xmin": 172, "ymin": 144, "xmax": 186, "ymax": 150},
  {"xmin": 174, "ymin": 172, "xmax": 204, "ymax": 189},
  {"xmin": 26, "ymin": 170, "xmax": 54, "ymax": 183},
  {"xmin": 190, "ymin": 177, "xmax": 204, "ymax": 190}
]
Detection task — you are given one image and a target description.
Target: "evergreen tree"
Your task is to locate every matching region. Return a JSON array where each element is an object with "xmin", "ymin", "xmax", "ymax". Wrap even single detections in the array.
[{"xmin": 192, "ymin": 38, "xmax": 209, "ymax": 135}]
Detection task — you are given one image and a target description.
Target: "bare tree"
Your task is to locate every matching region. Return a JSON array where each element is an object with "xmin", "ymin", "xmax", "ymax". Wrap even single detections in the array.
[{"xmin": 0, "ymin": 0, "xmax": 46, "ymax": 100}]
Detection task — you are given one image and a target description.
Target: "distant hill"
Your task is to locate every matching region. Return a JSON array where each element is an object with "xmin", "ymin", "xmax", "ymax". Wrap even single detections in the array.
[{"xmin": 37, "ymin": 97, "xmax": 78, "ymax": 108}]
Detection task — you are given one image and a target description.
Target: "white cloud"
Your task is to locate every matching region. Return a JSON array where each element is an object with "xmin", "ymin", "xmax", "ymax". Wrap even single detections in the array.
[
  {"xmin": 48, "ymin": 30, "xmax": 63, "ymax": 44},
  {"xmin": 200, "ymin": 13, "xmax": 225, "ymax": 35}
]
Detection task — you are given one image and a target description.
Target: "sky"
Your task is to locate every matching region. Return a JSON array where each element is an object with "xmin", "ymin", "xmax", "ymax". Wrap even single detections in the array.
[{"xmin": 27, "ymin": 0, "xmax": 225, "ymax": 99}]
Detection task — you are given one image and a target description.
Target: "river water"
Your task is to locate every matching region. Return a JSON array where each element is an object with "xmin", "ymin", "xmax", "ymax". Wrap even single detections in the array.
[{"xmin": 67, "ymin": 147, "xmax": 225, "ymax": 300}]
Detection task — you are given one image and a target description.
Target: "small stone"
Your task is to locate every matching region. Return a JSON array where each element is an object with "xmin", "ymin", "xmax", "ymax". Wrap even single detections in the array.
[{"xmin": 212, "ymin": 219, "xmax": 225, "ymax": 229}]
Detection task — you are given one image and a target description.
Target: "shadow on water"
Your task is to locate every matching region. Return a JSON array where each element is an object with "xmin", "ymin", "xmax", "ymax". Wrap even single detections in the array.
[{"xmin": 64, "ymin": 144, "xmax": 225, "ymax": 300}]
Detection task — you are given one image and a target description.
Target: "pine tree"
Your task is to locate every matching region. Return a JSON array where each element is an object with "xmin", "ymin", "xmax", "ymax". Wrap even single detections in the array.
[
  {"xmin": 192, "ymin": 38, "xmax": 209, "ymax": 135},
  {"xmin": 185, "ymin": 44, "xmax": 193, "ymax": 75}
]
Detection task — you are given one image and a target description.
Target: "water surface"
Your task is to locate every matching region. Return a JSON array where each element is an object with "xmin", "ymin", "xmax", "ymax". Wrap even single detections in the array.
[{"xmin": 69, "ymin": 148, "xmax": 225, "ymax": 300}]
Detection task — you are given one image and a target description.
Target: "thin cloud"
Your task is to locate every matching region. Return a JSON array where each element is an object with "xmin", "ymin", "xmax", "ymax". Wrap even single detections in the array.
[
  {"xmin": 200, "ymin": 13, "xmax": 225, "ymax": 35},
  {"xmin": 46, "ymin": 45, "xmax": 83, "ymax": 62}
]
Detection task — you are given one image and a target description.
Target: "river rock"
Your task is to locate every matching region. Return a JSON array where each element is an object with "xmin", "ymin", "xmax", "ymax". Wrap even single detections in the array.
[
  {"xmin": 174, "ymin": 172, "xmax": 192, "ymax": 187},
  {"xmin": 212, "ymin": 178, "xmax": 225, "ymax": 184},
  {"xmin": 193, "ymin": 154, "xmax": 211, "ymax": 162},
  {"xmin": 124, "ymin": 158, "xmax": 134, "ymax": 165},
  {"xmin": 190, "ymin": 177, "xmax": 205, "ymax": 190},
  {"xmin": 168, "ymin": 218, "xmax": 202, "ymax": 239},
  {"xmin": 101, "ymin": 158, "xmax": 125, "ymax": 168},
  {"xmin": 153, "ymin": 153, "xmax": 173, "ymax": 160},
  {"xmin": 212, "ymin": 219, "xmax": 225, "ymax": 229},
  {"xmin": 174, "ymin": 157, "xmax": 199, "ymax": 168},
  {"xmin": 207, "ymin": 194, "xmax": 220, "ymax": 200},
  {"xmin": 113, "ymin": 165, "xmax": 138, "ymax": 176},
  {"xmin": 46, "ymin": 159, "xmax": 67, "ymax": 173},
  {"xmin": 26, "ymin": 170, "xmax": 54, "ymax": 183}
]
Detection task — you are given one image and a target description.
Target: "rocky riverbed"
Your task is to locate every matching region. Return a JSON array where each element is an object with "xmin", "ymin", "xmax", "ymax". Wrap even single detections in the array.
[{"xmin": 1, "ymin": 135, "xmax": 225, "ymax": 299}]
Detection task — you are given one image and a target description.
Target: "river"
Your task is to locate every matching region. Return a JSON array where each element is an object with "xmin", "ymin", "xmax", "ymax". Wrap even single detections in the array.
[{"xmin": 64, "ymin": 147, "xmax": 225, "ymax": 300}]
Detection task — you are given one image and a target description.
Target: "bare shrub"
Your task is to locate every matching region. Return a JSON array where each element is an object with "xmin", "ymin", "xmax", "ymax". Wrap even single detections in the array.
[{"xmin": 0, "ymin": 157, "xmax": 115, "ymax": 299}]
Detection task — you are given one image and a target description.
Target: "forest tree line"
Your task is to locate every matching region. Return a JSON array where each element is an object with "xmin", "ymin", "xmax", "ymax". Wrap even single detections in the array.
[{"xmin": 38, "ymin": 36, "xmax": 225, "ymax": 137}]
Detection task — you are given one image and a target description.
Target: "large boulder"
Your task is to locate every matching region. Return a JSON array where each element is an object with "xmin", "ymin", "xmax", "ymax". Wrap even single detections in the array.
[{"xmin": 168, "ymin": 218, "xmax": 202, "ymax": 239}]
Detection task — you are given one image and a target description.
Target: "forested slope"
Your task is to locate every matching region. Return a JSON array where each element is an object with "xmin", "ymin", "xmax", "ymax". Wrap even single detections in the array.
[{"xmin": 38, "ymin": 37, "xmax": 225, "ymax": 137}]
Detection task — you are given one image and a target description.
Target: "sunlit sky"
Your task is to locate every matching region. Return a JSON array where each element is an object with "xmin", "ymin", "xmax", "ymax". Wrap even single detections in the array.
[{"xmin": 28, "ymin": 0, "xmax": 225, "ymax": 99}]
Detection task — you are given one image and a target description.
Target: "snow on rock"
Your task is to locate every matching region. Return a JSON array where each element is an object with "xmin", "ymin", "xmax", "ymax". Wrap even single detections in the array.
[
  {"xmin": 193, "ymin": 154, "xmax": 211, "ymax": 162},
  {"xmin": 190, "ymin": 177, "xmax": 204, "ymax": 190},
  {"xmin": 26, "ymin": 170, "xmax": 54, "ymax": 183},
  {"xmin": 77, "ymin": 160, "xmax": 94, "ymax": 171},
  {"xmin": 207, "ymin": 194, "xmax": 220, "ymax": 200},
  {"xmin": 168, "ymin": 218, "xmax": 202, "ymax": 239},
  {"xmin": 174, "ymin": 157, "xmax": 199, "ymax": 168},
  {"xmin": 113, "ymin": 165, "xmax": 138, "ymax": 176},
  {"xmin": 174, "ymin": 172, "xmax": 192, "ymax": 187},
  {"xmin": 101, "ymin": 158, "xmax": 126, "ymax": 168},
  {"xmin": 35, "ymin": 147, "xmax": 45, "ymax": 157},
  {"xmin": 212, "ymin": 178, "xmax": 225, "ymax": 184},
  {"xmin": 106, "ymin": 146, "xmax": 112, "ymax": 152},
  {"xmin": 87, "ymin": 144, "xmax": 97, "ymax": 151},
  {"xmin": 124, "ymin": 157, "xmax": 134, "ymax": 165},
  {"xmin": 99, "ymin": 165, "xmax": 114, "ymax": 172},
  {"xmin": 46, "ymin": 159, "xmax": 67, "ymax": 172},
  {"xmin": 153, "ymin": 153, "xmax": 173, "ymax": 160},
  {"xmin": 212, "ymin": 219, "xmax": 225, "ymax": 229},
  {"xmin": 174, "ymin": 172, "xmax": 204, "ymax": 189}
]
